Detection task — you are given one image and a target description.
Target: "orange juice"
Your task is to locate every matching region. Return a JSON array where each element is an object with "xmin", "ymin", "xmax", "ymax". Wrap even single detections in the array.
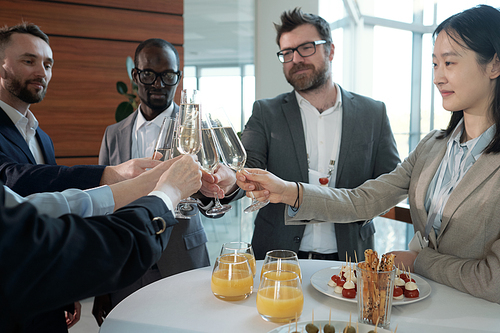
[
  {"xmin": 211, "ymin": 268, "xmax": 253, "ymax": 301},
  {"xmin": 256, "ymin": 286, "xmax": 304, "ymax": 322},
  {"xmin": 239, "ymin": 253, "xmax": 256, "ymax": 276},
  {"xmin": 261, "ymin": 262, "xmax": 302, "ymax": 281}
]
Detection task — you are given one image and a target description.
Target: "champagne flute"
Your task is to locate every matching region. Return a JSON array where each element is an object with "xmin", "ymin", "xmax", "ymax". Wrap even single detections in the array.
[
  {"xmin": 175, "ymin": 89, "xmax": 203, "ymax": 211},
  {"xmin": 198, "ymin": 114, "xmax": 232, "ymax": 216},
  {"xmin": 152, "ymin": 117, "xmax": 176, "ymax": 161},
  {"xmin": 153, "ymin": 117, "xmax": 191, "ymax": 219},
  {"xmin": 207, "ymin": 109, "xmax": 270, "ymax": 213},
  {"xmin": 177, "ymin": 88, "xmax": 202, "ymax": 155}
]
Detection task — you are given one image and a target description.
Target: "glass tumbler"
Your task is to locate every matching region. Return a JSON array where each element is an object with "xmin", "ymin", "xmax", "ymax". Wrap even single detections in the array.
[
  {"xmin": 220, "ymin": 242, "xmax": 256, "ymax": 277},
  {"xmin": 357, "ymin": 263, "xmax": 395, "ymax": 329},
  {"xmin": 256, "ymin": 270, "xmax": 303, "ymax": 323},
  {"xmin": 261, "ymin": 249, "xmax": 302, "ymax": 282},
  {"xmin": 211, "ymin": 254, "xmax": 253, "ymax": 301}
]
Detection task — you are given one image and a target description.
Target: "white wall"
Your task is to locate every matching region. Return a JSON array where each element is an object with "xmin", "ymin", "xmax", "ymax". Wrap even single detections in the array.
[{"xmin": 254, "ymin": 0, "xmax": 319, "ymax": 100}]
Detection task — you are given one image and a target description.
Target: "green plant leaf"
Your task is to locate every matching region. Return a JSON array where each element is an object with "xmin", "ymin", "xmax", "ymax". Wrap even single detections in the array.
[
  {"xmin": 116, "ymin": 101, "xmax": 134, "ymax": 122},
  {"xmin": 116, "ymin": 81, "xmax": 128, "ymax": 95},
  {"xmin": 126, "ymin": 56, "xmax": 134, "ymax": 81}
]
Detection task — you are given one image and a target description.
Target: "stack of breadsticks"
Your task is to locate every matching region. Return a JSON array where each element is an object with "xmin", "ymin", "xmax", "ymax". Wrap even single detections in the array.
[{"xmin": 357, "ymin": 249, "xmax": 395, "ymax": 327}]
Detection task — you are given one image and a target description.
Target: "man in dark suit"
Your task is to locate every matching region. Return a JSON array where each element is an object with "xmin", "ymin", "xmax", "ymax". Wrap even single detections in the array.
[
  {"xmin": 0, "ymin": 23, "xmax": 160, "ymax": 198},
  {"xmin": 95, "ymin": 38, "xmax": 210, "ymax": 325},
  {"xmin": 0, "ymin": 23, "xmax": 162, "ymax": 332},
  {"xmin": 239, "ymin": 8, "xmax": 400, "ymax": 260},
  {"xmin": 0, "ymin": 153, "xmax": 203, "ymax": 332}
]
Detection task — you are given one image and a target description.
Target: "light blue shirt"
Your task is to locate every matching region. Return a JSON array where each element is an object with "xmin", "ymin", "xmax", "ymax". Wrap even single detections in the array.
[
  {"xmin": 424, "ymin": 120, "xmax": 495, "ymax": 237},
  {"xmin": 4, "ymin": 185, "xmax": 115, "ymax": 218}
]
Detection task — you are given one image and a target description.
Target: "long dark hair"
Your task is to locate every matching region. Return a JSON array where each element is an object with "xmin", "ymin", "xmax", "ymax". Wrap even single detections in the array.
[{"xmin": 434, "ymin": 5, "xmax": 500, "ymax": 153}]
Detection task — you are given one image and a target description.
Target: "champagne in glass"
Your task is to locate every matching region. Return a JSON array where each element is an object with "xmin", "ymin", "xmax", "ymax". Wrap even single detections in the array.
[
  {"xmin": 198, "ymin": 115, "xmax": 232, "ymax": 216},
  {"xmin": 152, "ymin": 117, "xmax": 176, "ymax": 161},
  {"xmin": 208, "ymin": 109, "xmax": 270, "ymax": 213},
  {"xmin": 177, "ymin": 89, "xmax": 202, "ymax": 155}
]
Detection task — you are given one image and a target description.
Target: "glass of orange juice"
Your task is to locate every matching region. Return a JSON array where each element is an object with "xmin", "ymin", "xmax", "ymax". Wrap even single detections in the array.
[
  {"xmin": 211, "ymin": 253, "xmax": 253, "ymax": 301},
  {"xmin": 261, "ymin": 250, "xmax": 302, "ymax": 282},
  {"xmin": 220, "ymin": 242, "xmax": 256, "ymax": 277},
  {"xmin": 256, "ymin": 270, "xmax": 303, "ymax": 323}
]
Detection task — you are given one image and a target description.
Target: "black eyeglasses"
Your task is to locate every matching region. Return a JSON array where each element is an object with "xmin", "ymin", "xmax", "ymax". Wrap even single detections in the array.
[
  {"xmin": 135, "ymin": 69, "xmax": 182, "ymax": 86},
  {"xmin": 277, "ymin": 40, "xmax": 327, "ymax": 63}
]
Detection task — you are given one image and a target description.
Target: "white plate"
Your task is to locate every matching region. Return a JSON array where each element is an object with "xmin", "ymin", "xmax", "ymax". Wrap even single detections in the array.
[
  {"xmin": 268, "ymin": 320, "xmax": 392, "ymax": 333},
  {"xmin": 310, "ymin": 266, "xmax": 431, "ymax": 305}
]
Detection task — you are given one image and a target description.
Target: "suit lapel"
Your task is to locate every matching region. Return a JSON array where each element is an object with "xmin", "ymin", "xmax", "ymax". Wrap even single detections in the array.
[
  {"xmin": 282, "ymin": 93, "xmax": 308, "ymax": 181},
  {"xmin": 413, "ymin": 135, "xmax": 447, "ymax": 231},
  {"xmin": 337, "ymin": 87, "xmax": 355, "ymax": 182},
  {"xmin": 438, "ymin": 152, "xmax": 500, "ymax": 242},
  {"xmin": 0, "ymin": 107, "xmax": 37, "ymax": 164},
  {"xmin": 35, "ymin": 127, "xmax": 56, "ymax": 165},
  {"xmin": 116, "ymin": 111, "xmax": 138, "ymax": 161}
]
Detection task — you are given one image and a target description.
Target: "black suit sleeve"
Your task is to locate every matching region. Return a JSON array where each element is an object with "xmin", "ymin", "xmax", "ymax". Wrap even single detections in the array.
[
  {"xmin": 0, "ymin": 186, "xmax": 177, "ymax": 324},
  {"xmin": 0, "ymin": 150, "xmax": 105, "ymax": 196}
]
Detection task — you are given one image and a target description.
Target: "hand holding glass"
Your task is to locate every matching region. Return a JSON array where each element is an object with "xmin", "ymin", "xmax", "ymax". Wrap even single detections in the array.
[
  {"xmin": 207, "ymin": 109, "xmax": 269, "ymax": 213},
  {"xmin": 198, "ymin": 114, "xmax": 232, "ymax": 216}
]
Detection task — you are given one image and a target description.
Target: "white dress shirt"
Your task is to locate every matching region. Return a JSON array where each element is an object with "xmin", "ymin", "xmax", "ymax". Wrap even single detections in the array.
[
  {"xmin": 131, "ymin": 104, "xmax": 174, "ymax": 159},
  {"xmin": 295, "ymin": 84, "xmax": 343, "ymax": 254},
  {"xmin": 0, "ymin": 100, "xmax": 45, "ymax": 164}
]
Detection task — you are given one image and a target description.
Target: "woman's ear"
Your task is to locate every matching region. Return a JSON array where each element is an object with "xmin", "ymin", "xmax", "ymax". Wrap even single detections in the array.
[{"xmin": 489, "ymin": 53, "xmax": 500, "ymax": 79}]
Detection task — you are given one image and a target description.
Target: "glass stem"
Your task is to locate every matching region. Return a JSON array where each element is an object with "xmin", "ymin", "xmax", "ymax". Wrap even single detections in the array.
[{"xmin": 214, "ymin": 191, "xmax": 223, "ymax": 208}]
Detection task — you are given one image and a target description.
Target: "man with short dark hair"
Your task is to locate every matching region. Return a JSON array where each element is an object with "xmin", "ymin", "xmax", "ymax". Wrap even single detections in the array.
[
  {"xmin": 240, "ymin": 8, "xmax": 401, "ymax": 261},
  {"xmin": 0, "ymin": 22, "xmax": 164, "ymax": 333},
  {"xmin": 95, "ymin": 38, "xmax": 212, "ymax": 326}
]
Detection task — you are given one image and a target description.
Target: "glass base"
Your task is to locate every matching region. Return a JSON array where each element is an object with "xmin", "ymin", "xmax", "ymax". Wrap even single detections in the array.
[
  {"xmin": 259, "ymin": 313, "xmax": 301, "ymax": 323},
  {"xmin": 244, "ymin": 199, "xmax": 270, "ymax": 213},
  {"xmin": 212, "ymin": 293, "xmax": 250, "ymax": 301},
  {"xmin": 207, "ymin": 204, "xmax": 232, "ymax": 216}
]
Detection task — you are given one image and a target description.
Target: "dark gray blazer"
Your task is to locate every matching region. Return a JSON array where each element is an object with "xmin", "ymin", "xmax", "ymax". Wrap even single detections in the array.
[
  {"xmin": 99, "ymin": 104, "xmax": 210, "ymax": 280},
  {"xmin": 241, "ymin": 87, "xmax": 400, "ymax": 260}
]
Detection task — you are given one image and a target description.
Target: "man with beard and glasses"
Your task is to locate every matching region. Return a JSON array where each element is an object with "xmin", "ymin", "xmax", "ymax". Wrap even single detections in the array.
[
  {"xmin": 0, "ymin": 23, "xmax": 170, "ymax": 333},
  {"xmin": 235, "ymin": 8, "xmax": 400, "ymax": 261},
  {"xmin": 96, "ymin": 38, "xmax": 228, "ymax": 326}
]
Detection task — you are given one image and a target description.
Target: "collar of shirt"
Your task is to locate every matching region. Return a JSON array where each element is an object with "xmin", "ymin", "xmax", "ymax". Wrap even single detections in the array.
[
  {"xmin": 424, "ymin": 119, "xmax": 495, "ymax": 238},
  {"xmin": 131, "ymin": 104, "xmax": 174, "ymax": 159},
  {"xmin": 0, "ymin": 100, "xmax": 39, "ymax": 141},
  {"xmin": 294, "ymin": 83, "xmax": 342, "ymax": 116}
]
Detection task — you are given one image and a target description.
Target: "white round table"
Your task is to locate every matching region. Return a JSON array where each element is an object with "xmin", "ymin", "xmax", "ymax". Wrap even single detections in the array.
[{"xmin": 99, "ymin": 259, "xmax": 500, "ymax": 333}]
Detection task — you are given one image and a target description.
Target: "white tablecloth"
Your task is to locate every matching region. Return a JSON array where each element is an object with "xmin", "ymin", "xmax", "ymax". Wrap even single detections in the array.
[{"xmin": 99, "ymin": 260, "xmax": 500, "ymax": 333}]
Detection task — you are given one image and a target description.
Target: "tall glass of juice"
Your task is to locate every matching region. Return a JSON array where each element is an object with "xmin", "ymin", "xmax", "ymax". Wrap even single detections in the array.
[
  {"xmin": 256, "ymin": 270, "xmax": 303, "ymax": 323},
  {"xmin": 261, "ymin": 250, "xmax": 302, "ymax": 282},
  {"xmin": 211, "ymin": 254, "xmax": 253, "ymax": 301},
  {"xmin": 220, "ymin": 241, "xmax": 256, "ymax": 277}
]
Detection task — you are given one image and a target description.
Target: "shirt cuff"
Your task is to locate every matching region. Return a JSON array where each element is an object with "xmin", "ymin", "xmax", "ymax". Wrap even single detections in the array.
[
  {"xmin": 84, "ymin": 185, "xmax": 115, "ymax": 215},
  {"xmin": 148, "ymin": 190, "xmax": 174, "ymax": 212},
  {"xmin": 287, "ymin": 205, "xmax": 300, "ymax": 217}
]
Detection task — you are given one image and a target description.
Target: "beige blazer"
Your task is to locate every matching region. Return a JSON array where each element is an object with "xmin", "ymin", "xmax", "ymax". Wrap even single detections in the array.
[{"xmin": 286, "ymin": 130, "xmax": 500, "ymax": 303}]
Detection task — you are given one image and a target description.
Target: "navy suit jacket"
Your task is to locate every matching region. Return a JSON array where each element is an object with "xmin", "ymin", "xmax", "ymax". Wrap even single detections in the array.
[
  {"xmin": 0, "ymin": 107, "xmax": 105, "ymax": 196},
  {"xmin": 0, "ymin": 184, "xmax": 178, "ymax": 332}
]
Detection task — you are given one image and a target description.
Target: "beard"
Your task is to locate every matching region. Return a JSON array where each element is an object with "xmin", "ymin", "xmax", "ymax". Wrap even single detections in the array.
[
  {"xmin": 3, "ymin": 71, "xmax": 47, "ymax": 104},
  {"xmin": 285, "ymin": 57, "xmax": 330, "ymax": 92}
]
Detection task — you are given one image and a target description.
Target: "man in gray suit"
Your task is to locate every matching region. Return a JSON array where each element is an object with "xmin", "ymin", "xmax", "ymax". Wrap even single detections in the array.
[
  {"xmin": 94, "ymin": 38, "xmax": 210, "ymax": 325},
  {"xmin": 241, "ymin": 8, "xmax": 400, "ymax": 260}
]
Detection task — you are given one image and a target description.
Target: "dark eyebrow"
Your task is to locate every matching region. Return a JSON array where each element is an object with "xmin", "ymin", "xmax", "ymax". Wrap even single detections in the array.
[
  {"xmin": 20, "ymin": 52, "xmax": 54, "ymax": 64},
  {"xmin": 432, "ymin": 51, "xmax": 462, "ymax": 59}
]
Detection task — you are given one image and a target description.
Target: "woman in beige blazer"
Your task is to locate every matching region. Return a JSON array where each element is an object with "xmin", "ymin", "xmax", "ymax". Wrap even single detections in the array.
[{"xmin": 237, "ymin": 5, "xmax": 500, "ymax": 303}]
